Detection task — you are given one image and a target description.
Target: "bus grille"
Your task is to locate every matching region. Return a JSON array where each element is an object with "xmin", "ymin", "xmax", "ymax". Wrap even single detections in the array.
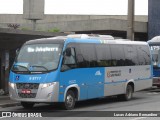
[
  {"xmin": 18, "ymin": 93, "xmax": 36, "ymax": 98},
  {"xmin": 16, "ymin": 83, "xmax": 39, "ymax": 98},
  {"xmin": 16, "ymin": 83, "xmax": 39, "ymax": 89}
]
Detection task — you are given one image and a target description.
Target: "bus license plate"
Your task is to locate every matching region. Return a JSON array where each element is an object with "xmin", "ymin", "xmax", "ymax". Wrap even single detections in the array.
[{"xmin": 21, "ymin": 89, "xmax": 31, "ymax": 94}]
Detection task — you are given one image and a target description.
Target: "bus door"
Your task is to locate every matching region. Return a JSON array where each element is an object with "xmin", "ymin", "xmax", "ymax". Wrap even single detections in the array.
[{"xmin": 60, "ymin": 47, "xmax": 88, "ymax": 100}]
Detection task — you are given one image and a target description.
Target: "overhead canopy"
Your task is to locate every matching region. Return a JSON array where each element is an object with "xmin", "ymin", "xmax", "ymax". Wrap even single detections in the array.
[{"xmin": 0, "ymin": 28, "xmax": 67, "ymax": 50}]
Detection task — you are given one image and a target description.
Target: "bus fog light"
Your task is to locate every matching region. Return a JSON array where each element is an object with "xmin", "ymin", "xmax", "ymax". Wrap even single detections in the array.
[{"xmin": 41, "ymin": 82, "xmax": 56, "ymax": 89}]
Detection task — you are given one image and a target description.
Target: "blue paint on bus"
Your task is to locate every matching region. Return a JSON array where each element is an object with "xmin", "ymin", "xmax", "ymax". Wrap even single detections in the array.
[{"xmin": 9, "ymin": 35, "xmax": 152, "ymax": 109}]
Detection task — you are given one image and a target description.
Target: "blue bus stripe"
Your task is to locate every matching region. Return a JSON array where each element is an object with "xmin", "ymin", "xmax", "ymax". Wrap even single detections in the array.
[{"xmin": 104, "ymin": 78, "xmax": 152, "ymax": 84}]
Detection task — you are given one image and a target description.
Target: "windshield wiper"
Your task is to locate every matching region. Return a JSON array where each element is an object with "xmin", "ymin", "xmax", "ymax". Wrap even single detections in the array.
[
  {"xmin": 13, "ymin": 64, "xmax": 29, "ymax": 71},
  {"xmin": 31, "ymin": 65, "xmax": 49, "ymax": 71}
]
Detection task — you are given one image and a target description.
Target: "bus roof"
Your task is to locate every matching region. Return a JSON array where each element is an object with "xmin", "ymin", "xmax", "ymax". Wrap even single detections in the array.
[
  {"xmin": 25, "ymin": 35, "xmax": 148, "ymax": 46},
  {"xmin": 148, "ymin": 36, "xmax": 160, "ymax": 45},
  {"xmin": 25, "ymin": 37, "xmax": 66, "ymax": 45}
]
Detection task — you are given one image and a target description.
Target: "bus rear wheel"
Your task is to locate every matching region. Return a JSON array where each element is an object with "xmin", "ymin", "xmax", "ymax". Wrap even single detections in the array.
[
  {"xmin": 63, "ymin": 90, "xmax": 76, "ymax": 110},
  {"xmin": 118, "ymin": 84, "xmax": 133, "ymax": 101},
  {"xmin": 21, "ymin": 102, "xmax": 35, "ymax": 109}
]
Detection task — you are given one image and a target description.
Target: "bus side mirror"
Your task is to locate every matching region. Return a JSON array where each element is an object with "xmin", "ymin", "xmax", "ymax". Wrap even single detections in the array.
[{"xmin": 65, "ymin": 48, "xmax": 71, "ymax": 56}]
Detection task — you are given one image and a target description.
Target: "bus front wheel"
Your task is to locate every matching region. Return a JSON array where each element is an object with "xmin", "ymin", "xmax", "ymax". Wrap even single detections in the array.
[
  {"xmin": 63, "ymin": 90, "xmax": 76, "ymax": 110},
  {"xmin": 21, "ymin": 102, "xmax": 35, "ymax": 109}
]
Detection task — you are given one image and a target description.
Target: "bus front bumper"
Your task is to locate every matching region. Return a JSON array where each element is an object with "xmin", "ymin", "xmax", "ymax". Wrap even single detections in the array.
[
  {"xmin": 9, "ymin": 82, "xmax": 59, "ymax": 103},
  {"xmin": 153, "ymin": 77, "xmax": 160, "ymax": 87}
]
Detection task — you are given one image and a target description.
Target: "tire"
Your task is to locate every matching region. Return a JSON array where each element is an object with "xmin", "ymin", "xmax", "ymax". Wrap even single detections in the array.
[
  {"xmin": 21, "ymin": 102, "xmax": 35, "ymax": 109},
  {"xmin": 63, "ymin": 90, "xmax": 76, "ymax": 110},
  {"xmin": 118, "ymin": 84, "xmax": 133, "ymax": 101}
]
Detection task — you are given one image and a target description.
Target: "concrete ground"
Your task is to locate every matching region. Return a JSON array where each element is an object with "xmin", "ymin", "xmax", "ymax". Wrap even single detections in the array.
[
  {"xmin": 0, "ymin": 95, "xmax": 20, "ymax": 108},
  {"xmin": 0, "ymin": 87, "xmax": 159, "ymax": 110},
  {"xmin": 1, "ymin": 88, "xmax": 160, "ymax": 120},
  {"xmin": 0, "ymin": 87, "xmax": 157, "ymax": 109}
]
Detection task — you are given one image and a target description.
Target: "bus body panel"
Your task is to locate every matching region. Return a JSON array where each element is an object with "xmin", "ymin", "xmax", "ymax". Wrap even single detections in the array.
[
  {"xmin": 9, "ymin": 71, "xmax": 60, "ymax": 102},
  {"xmin": 9, "ymin": 35, "xmax": 153, "ymax": 106},
  {"xmin": 9, "ymin": 71, "xmax": 59, "ymax": 83},
  {"xmin": 153, "ymin": 69, "xmax": 160, "ymax": 77},
  {"xmin": 59, "ymin": 68, "xmax": 104, "ymax": 102},
  {"xmin": 152, "ymin": 68, "xmax": 160, "ymax": 86},
  {"xmin": 104, "ymin": 65, "xmax": 152, "ymax": 96},
  {"xmin": 9, "ymin": 82, "xmax": 59, "ymax": 102}
]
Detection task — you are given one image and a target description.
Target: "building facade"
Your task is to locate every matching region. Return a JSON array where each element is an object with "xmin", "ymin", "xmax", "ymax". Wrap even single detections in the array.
[
  {"xmin": 0, "ymin": 28, "xmax": 66, "ymax": 94},
  {"xmin": 148, "ymin": 0, "xmax": 160, "ymax": 39}
]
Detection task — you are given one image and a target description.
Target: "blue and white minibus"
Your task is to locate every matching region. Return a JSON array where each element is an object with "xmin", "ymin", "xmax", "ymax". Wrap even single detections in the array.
[
  {"xmin": 9, "ymin": 34, "xmax": 152, "ymax": 110},
  {"xmin": 148, "ymin": 36, "xmax": 160, "ymax": 87}
]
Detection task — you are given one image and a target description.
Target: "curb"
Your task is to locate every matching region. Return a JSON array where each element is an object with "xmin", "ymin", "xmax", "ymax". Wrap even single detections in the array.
[
  {"xmin": 0, "ymin": 96, "xmax": 10, "ymax": 100},
  {"xmin": 0, "ymin": 102, "xmax": 21, "ymax": 108}
]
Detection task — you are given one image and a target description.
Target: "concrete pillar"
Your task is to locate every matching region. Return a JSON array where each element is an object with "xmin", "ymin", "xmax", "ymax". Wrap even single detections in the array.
[
  {"xmin": 127, "ymin": 0, "xmax": 135, "ymax": 40},
  {"xmin": 23, "ymin": 0, "xmax": 44, "ymax": 30},
  {"xmin": 0, "ymin": 51, "xmax": 5, "ymax": 93},
  {"xmin": 4, "ymin": 50, "xmax": 9, "ymax": 93},
  {"xmin": 32, "ymin": 20, "xmax": 37, "ymax": 31},
  {"xmin": 0, "ymin": 51, "xmax": 2, "ymax": 90},
  {"xmin": 23, "ymin": 0, "xmax": 44, "ymax": 20},
  {"xmin": 0, "ymin": 50, "xmax": 9, "ymax": 94}
]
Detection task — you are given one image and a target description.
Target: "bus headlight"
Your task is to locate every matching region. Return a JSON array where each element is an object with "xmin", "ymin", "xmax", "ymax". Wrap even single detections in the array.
[
  {"xmin": 41, "ymin": 82, "xmax": 56, "ymax": 89},
  {"xmin": 9, "ymin": 82, "xmax": 15, "ymax": 89}
]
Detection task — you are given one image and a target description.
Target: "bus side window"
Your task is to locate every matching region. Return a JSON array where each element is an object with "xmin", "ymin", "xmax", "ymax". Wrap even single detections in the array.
[
  {"xmin": 95, "ymin": 44, "xmax": 112, "ymax": 67},
  {"xmin": 61, "ymin": 47, "xmax": 76, "ymax": 71},
  {"xmin": 110, "ymin": 44, "xmax": 125, "ymax": 66},
  {"xmin": 64, "ymin": 47, "xmax": 76, "ymax": 64},
  {"xmin": 77, "ymin": 44, "xmax": 97, "ymax": 68},
  {"xmin": 76, "ymin": 54, "xmax": 87, "ymax": 67},
  {"xmin": 124, "ymin": 45, "xmax": 139, "ymax": 66},
  {"xmin": 137, "ymin": 45, "xmax": 151, "ymax": 65}
]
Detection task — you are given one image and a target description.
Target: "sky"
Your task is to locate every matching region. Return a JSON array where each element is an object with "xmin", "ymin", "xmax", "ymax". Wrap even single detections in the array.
[{"xmin": 0, "ymin": 0, "xmax": 148, "ymax": 15}]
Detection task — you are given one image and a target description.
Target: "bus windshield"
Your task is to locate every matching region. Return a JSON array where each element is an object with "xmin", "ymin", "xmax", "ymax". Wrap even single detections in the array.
[
  {"xmin": 150, "ymin": 45, "xmax": 160, "ymax": 67},
  {"xmin": 12, "ymin": 44, "xmax": 63, "ymax": 72}
]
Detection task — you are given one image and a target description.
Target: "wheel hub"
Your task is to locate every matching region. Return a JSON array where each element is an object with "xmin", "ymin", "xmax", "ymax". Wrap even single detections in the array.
[{"xmin": 66, "ymin": 95, "xmax": 73, "ymax": 107}]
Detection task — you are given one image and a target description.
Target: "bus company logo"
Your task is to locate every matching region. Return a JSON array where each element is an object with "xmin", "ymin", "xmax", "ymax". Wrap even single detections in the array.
[
  {"xmin": 107, "ymin": 70, "xmax": 121, "ymax": 78},
  {"xmin": 15, "ymin": 76, "xmax": 20, "ymax": 81},
  {"xmin": 107, "ymin": 71, "xmax": 111, "ymax": 78}
]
